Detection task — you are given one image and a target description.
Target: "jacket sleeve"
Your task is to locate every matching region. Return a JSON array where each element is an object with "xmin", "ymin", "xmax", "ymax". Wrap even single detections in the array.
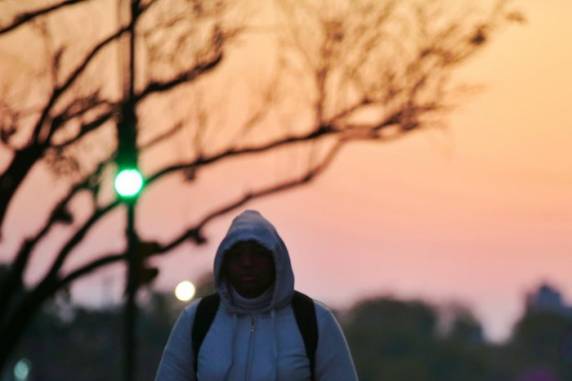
[
  {"xmin": 314, "ymin": 302, "xmax": 359, "ymax": 381},
  {"xmin": 154, "ymin": 302, "xmax": 198, "ymax": 381}
]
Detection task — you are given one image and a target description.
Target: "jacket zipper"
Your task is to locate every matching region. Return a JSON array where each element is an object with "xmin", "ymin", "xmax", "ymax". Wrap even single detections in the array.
[{"xmin": 245, "ymin": 315, "xmax": 256, "ymax": 381}]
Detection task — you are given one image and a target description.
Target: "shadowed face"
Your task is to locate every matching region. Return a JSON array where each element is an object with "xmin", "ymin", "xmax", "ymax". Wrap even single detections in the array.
[{"xmin": 222, "ymin": 240, "xmax": 275, "ymax": 299}]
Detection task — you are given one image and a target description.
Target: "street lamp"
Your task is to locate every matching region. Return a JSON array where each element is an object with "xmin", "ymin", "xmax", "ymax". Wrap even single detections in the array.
[{"xmin": 175, "ymin": 281, "xmax": 196, "ymax": 302}]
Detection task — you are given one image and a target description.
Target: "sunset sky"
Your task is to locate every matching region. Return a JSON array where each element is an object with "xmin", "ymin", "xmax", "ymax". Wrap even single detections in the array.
[
  {"xmin": 145, "ymin": 0, "xmax": 571, "ymax": 341},
  {"xmin": 1, "ymin": 0, "xmax": 571, "ymax": 343},
  {"xmin": 151, "ymin": 0, "xmax": 571, "ymax": 341}
]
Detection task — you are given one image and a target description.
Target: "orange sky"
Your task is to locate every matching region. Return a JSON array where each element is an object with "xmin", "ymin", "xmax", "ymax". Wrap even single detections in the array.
[
  {"xmin": 146, "ymin": 0, "xmax": 571, "ymax": 341},
  {"xmin": 139, "ymin": 0, "xmax": 571, "ymax": 341},
  {"xmin": 1, "ymin": 0, "xmax": 571, "ymax": 342}
]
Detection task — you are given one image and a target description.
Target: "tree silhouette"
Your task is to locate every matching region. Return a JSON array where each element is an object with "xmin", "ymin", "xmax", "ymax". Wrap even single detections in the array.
[
  {"xmin": 10, "ymin": 289, "xmax": 570, "ymax": 381},
  {"xmin": 0, "ymin": 0, "xmax": 524, "ymax": 374},
  {"xmin": 343, "ymin": 297, "xmax": 502, "ymax": 381}
]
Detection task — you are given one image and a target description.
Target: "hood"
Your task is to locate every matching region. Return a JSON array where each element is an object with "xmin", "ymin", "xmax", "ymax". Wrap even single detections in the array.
[{"xmin": 213, "ymin": 209, "xmax": 295, "ymax": 314}]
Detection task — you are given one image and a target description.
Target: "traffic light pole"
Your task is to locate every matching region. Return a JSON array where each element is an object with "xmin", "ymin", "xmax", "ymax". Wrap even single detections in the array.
[
  {"xmin": 117, "ymin": 1, "xmax": 141, "ymax": 381},
  {"xmin": 124, "ymin": 201, "xmax": 140, "ymax": 381}
]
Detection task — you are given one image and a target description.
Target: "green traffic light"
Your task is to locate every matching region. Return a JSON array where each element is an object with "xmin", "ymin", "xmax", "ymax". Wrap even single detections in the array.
[{"xmin": 114, "ymin": 168, "xmax": 144, "ymax": 198}]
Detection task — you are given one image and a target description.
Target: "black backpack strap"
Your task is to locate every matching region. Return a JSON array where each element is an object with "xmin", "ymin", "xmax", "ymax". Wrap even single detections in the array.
[
  {"xmin": 191, "ymin": 294, "xmax": 220, "ymax": 374},
  {"xmin": 292, "ymin": 291, "xmax": 318, "ymax": 381}
]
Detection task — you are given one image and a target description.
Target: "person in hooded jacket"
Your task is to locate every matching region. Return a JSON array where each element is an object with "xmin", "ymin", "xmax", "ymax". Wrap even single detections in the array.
[{"xmin": 155, "ymin": 209, "xmax": 358, "ymax": 381}]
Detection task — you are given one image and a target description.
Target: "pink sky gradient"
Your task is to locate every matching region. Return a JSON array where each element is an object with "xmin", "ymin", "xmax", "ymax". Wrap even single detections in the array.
[
  {"xmin": 147, "ymin": 0, "xmax": 572, "ymax": 341},
  {"xmin": 1, "ymin": 0, "xmax": 571, "ymax": 342}
]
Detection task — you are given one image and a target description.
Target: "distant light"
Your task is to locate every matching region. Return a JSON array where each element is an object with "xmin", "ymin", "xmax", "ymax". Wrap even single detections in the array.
[
  {"xmin": 114, "ymin": 168, "xmax": 144, "ymax": 198},
  {"xmin": 175, "ymin": 281, "xmax": 196, "ymax": 302},
  {"xmin": 14, "ymin": 359, "xmax": 31, "ymax": 381}
]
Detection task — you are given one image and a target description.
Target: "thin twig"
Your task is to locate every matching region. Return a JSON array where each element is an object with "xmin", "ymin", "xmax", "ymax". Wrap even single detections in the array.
[{"xmin": 0, "ymin": 0, "xmax": 91, "ymax": 36}]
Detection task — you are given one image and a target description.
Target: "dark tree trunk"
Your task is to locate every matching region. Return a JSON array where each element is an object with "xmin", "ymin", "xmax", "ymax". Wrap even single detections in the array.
[
  {"xmin": 0, "ymin": 278, "xmax": 57, "ymax": 373},
  {"xmin": 0, "ymin": 240, "xmax": 36, "ymax": 326},
  {"xmin": 0, "ymin": 144, "xmax": 44, "ymax": 237}
]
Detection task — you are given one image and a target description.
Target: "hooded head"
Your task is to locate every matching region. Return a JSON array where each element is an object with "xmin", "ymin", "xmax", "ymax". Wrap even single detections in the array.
[{"xmin": 214, "ymin": 210, "xmax": 295, "ymax": 313}]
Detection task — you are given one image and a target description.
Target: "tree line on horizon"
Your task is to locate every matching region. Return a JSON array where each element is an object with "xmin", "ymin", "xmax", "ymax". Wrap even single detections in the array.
[{"xmin": 2, "ymin": 268, "xmax": 571, "ymax": 381}]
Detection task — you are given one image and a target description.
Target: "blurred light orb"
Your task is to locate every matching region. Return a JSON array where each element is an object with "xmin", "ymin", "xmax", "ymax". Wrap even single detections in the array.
[
  {"xmin": 175, "ymin": 281, "xmax": 196, "ymax": 302},
  {"xmin": 14, "ymin": 359, "xmax": 31, "ymax": 381},
  {"xmin": 114, "ymin": 169, "xmax": 144, "ymax": 198}
]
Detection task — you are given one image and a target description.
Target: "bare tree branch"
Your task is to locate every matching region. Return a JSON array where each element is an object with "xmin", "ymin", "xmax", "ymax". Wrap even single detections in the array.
[
  {"xmin": 32, "ymin": 24, "xmax": 131, "ymax": 144},
  {"xmin": 30, "ymin": 0, "xmax": 162, "ymax": 145},
  {"xmin": 1, "ymin": 110, "xmax": 422, "ymax": 334},
  {"xmin": 17, "ymin": 129, "xmax": 346, "ymax": 306},
  {"xmin": 51, "ymin": 108, "xmax": 117, "ymax": 149},
  {"xmin": 137, "ymin": 53, "xmax": 224, "ymax": 101},
  {"xmin": 56, "ymin": 253, "xmax": 126, "ymax": 291},
  {"xmin": 146, "ymin": 123, "xmax": 335, "ymax": 184},
  {"xmin": 0, "ymin": 0, "xmax": 91, "ymax": 36},
  {"xmin": 51, "ymin": 140, "xmax": 346, "ymax": 293},
  {"xmin": 144, "ymin": 102, "xmax": 436, "ymax": 189},
  {"xmin": 44, "ymin": 200, "xmax": 120, "ymax": 279},
  {"xmin": 0, "ymin": 23, "xmax": 130, "ymax": 233},
  {"xmin": 3, "ymin": 116, "xmax": 189, "ymax": 307},
  {"xmin": 140, "ymin": 121, "xmax": 184, "ymax": 151},
  {"xmin": 228, "ymin": 64, "xmax": 283, "ymax": 146},
  {"xmin": 329, "ymin": 97, "xmax": 373, "ymax": 124},
  {"xmin": 7, "ymin": 123, "xmax": 334, "ymax": 294},
  {"xmin": 186, "ymin": 140, "xmax": 344, "ymax": 232}
]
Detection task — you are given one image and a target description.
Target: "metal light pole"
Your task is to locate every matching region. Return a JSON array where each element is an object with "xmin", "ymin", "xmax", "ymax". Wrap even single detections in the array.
[
  {"xmin": 116, "ymin": 1, "xmax": 142, "ymax": 381},
  {"xmin": 124, "ymin": 198, "xmax": 139, "ymax": 381}
]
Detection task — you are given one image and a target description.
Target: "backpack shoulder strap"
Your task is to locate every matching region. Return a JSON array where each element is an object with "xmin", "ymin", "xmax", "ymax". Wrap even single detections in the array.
[
  {"xmin": 191, "ymin": 293, "xmax": 220, "ymax": 373},
  {"xmin": 292, "ymin": 290, "xmax": 318, "ymax": 381}
]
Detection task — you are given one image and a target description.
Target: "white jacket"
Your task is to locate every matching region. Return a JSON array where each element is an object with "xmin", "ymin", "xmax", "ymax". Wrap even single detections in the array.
[{"xmin": 155, "ymin": 210, "xmax": 358, "ymax": 381}]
